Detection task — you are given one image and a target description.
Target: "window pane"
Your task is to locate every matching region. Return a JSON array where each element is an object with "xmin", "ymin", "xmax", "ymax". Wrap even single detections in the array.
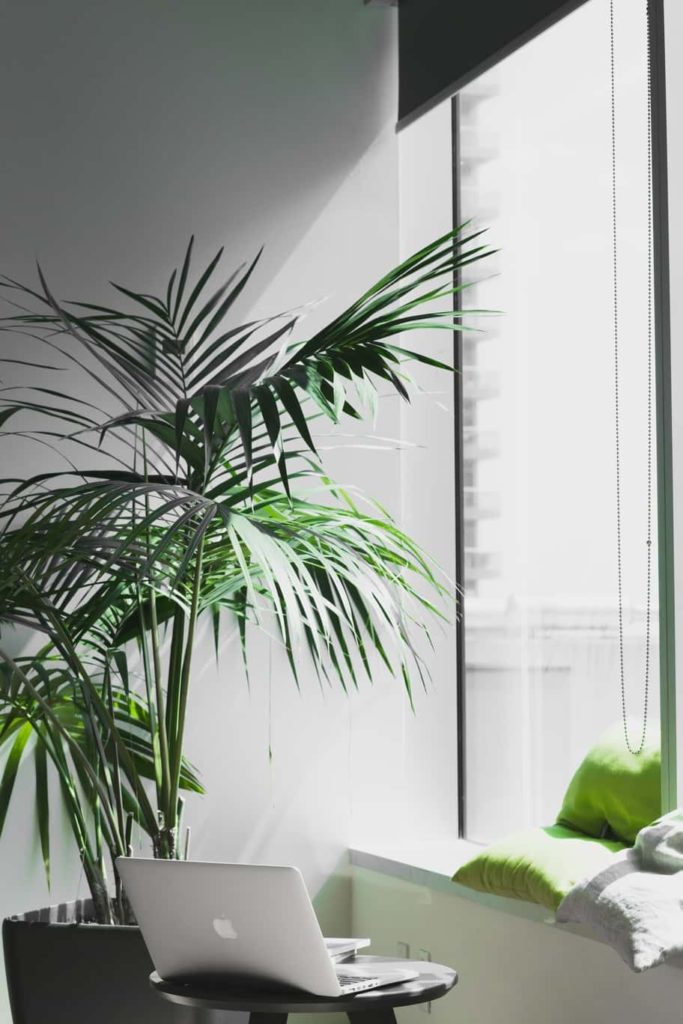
[{"xmin": 459, "ymin": 0, "xmax": 658, "ymax": 843}]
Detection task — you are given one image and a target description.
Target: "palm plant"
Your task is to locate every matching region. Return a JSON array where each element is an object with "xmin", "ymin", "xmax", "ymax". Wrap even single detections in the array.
[
  {"xmin": 0, "ymin": 226, "xmax": 491, "ymax": 919},
  {"xmin": 0, "ymin": 642, "xmax": 202, "ymax": 923}
]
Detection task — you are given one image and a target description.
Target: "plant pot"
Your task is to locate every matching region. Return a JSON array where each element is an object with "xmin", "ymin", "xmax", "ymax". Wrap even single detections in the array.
[{"xmin": 2, "ymin": 899, "xmax": 228, "ymax": 1023}]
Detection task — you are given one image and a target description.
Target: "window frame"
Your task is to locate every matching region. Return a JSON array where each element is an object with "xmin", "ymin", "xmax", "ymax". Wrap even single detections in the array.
[{"xmin": 450, "ymin": 0, "xmax": 676, "ymax": 840}]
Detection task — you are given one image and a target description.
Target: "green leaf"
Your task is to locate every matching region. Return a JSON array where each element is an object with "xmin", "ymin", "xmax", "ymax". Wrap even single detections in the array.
[
  {"xmin": 191, "ymin": 249, "xmax": 263, "ymax": 348},
  {"xmin": 272, "ymin": 378, "xmax": 317, "ymax": 454},
  {"xmin": 165, "ymin": 268, "xmax": 178, "ymax": 315},
  {"xmin": 171, "ymin": 235, "xmax": 195, "ymax": 325},
  {"xmin": 257, "ymin": 386, "xmax": 289, "ymax": 497},
  {"xmin": 0, "ymin": 408, "xmax": 19, "ymax": 430},
  {"xmin": 176, "ymin": 246, "xmax": 225, "ymax": 335},
  {"xmin": 113, "ymin": 594, "xmax": 181, "ymax": 646},
  {"xmin": 0, "ymin": 721, "xmax": 32, "ymax": 836},
  {"xmin": 34, "ymin": 739, "xmax": 51, "ymax": 887},
  {"xmin": 232, "ymin": 390, "xmax": 253, "ymax": 482},
  {"xmin": 109, "ymin": 282, "xmax": 169, "ymax": 321}
]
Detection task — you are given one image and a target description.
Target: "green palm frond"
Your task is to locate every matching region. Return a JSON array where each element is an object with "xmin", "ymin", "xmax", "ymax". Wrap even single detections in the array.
[
  {"xmin": 0, "ymin": 650, "xmax": 203, "ymax": 880},
  {"xmin": 0, "ymin": 226, "xmax": 490, "ymax": 493},
  {"xmin": 0, "ymin": 227, "xmax": 493, "ymax": 914}
]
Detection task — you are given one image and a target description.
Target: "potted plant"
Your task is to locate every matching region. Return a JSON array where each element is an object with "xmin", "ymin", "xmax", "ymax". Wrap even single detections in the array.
[{"xmin": 0, "ymin": 227, "xmax": 490, "ymax": 1022}]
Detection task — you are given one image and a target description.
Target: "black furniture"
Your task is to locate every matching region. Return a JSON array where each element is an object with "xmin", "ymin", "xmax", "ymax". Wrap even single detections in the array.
[{"xmin": 150, "ymin": 956, "xmax": 458, "ymax": 1024}]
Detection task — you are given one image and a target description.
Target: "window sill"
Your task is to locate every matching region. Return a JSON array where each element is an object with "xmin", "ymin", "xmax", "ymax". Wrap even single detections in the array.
[
  {"xmin": 349, "ymin": 840, "xmax": 551, "ymax": 923},
  {"xmin": 349, "ymin": 840, "xmax": 641, "ymax": 938},
  {"xmin": 350, "ymin": 842, "xmax": 683, "ymax": 975}
]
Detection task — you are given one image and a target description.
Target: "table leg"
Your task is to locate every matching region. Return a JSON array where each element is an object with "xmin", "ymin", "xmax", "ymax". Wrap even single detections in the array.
[
  {"xmin": 248, "ymin": 1014, "xmax": 289, "ymax": 1024},
  {"xmin": 347, "ymin": 1010, "xmax": 398, "ymax": 1024}
]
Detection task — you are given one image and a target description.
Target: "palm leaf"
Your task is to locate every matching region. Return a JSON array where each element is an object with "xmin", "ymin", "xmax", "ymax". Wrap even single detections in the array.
[
  {"xmin": 34, "ymin": 739, "xmax": 51, "ymax": 886},
  {"xmin": 0, "ymin": 721, "xmax": 32, "ymax": 835},
  {"xmin": 0, "ymin": 226, "xmax": 492, "ymax": 899}
]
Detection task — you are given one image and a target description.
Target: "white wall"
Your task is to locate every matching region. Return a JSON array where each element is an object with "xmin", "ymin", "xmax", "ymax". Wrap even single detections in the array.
[
  {"xmin": 349, "ymin": 98, "xmax": 460, "ymax": 848},
  {"xmin": 0, "ymin": 1, "xmax": 401, "ymax": 1019}
]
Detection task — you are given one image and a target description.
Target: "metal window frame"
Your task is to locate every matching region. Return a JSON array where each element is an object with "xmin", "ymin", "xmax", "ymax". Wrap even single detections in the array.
[
  {"xmin": 649, "ymin": 0, "xmax": 676, "ymax": 812},
  {"xmin": 452, "ymin": 0, "xmax": 675, "ymax": 838},
  {"xmin": 451, "ymin": 95, "xmax": 468, "ymax": 838}
]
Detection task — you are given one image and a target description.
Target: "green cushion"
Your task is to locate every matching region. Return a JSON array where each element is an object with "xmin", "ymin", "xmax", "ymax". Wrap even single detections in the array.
[
  {"xmin": 557, "ymin": 721, "xmax": 660, "ymax": 844},
  {"xmin": 453, "ymin": 825, "xmax": 626, "ymax": 910}
]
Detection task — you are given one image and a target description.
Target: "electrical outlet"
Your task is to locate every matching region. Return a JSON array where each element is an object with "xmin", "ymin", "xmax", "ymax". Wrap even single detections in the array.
[
  {"xmin": 397, "ymin": 941, "xmax": 410, "ymax": 959},
  {"xmin": 418, "ymin": 950, "xmax": 432, "ymax": 1014}
]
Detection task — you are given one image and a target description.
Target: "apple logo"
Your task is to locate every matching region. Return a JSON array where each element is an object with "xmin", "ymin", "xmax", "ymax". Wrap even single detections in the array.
[{"xmin": 213, "ymin": 916, "xmax": 238, "ymax": 940}]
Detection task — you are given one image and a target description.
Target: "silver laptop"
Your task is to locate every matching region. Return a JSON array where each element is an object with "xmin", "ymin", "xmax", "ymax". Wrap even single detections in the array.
[{"xmin": 116, "ymin": 858, "xmax": 418, "ymax": 997}]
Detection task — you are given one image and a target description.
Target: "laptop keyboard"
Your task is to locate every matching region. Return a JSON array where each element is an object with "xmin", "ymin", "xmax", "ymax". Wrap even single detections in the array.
[
  {"xmin": 337, "ymin": 973, "xmax": 381, "ymax": 992},
  {"xmin": 337, "ymin": 974, "xmax": 379, "ymax": 985}
]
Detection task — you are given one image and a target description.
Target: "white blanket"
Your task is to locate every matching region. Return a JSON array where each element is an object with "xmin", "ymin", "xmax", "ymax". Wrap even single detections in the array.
[{"xmin": 556, "ymin": 811, "xmax": 683, "ymax": 972}]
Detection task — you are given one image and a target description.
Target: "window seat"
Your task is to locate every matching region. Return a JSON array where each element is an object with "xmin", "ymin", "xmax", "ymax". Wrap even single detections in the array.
[
  {"xmin": 349, "ymin": 842, "xmax": 630, "ymax": 945},
  {"xmin": 350, "ymin": 841, "xmax": 683, "ymax": 977},
  {"xmin": 349, "ymin": 842, "xmax": 552, "ymax": 922}
]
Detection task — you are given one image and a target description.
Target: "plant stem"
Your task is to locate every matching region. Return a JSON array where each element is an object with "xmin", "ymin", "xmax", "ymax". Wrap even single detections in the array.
[
  {"xmin": 47, "ymin": 728, "xmax": 113, "ymax": 924},
  {"xmin": 149, "ymin": 587, "xmax": 171, "ymax": 811},
  {"xmin": 165, "ymin": 609, "xmax": 184, "ymax": 727},
  {"xmin": 142, "ymin": 439, "xmax": 172, "ymax": 813},
  {"xmin": 137, "ymin": 590, "xmax": 162, "ymax": 804},
  {"xmin": 166, "ymin": 539, "xmax": 204, "ymax": 837},
  {"xmin": 104, "ymin": 658, "xmax": 126, "ymax": 848}
]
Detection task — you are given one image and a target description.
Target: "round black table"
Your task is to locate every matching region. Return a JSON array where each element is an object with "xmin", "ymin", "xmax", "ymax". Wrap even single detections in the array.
[{"xmin": 150, "ymin": 956, "xmax": 457, "ymax": 1024}]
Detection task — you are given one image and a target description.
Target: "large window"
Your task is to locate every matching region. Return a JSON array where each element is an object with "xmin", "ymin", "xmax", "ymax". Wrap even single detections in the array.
[{"xmin": 457, "ymin": 0, "xmax": 659, "ymax": 842}]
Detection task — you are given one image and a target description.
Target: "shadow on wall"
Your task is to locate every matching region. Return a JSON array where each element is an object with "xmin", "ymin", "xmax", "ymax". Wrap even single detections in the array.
[{"xmin": 0, "ymin": 0, "xmax": 396, "ymax": 302}]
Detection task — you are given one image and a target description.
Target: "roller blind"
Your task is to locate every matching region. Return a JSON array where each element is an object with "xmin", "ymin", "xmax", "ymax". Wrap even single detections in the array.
[{"xmin": 398, "ymin": 0, "xmax": 590, "ymax": 127}]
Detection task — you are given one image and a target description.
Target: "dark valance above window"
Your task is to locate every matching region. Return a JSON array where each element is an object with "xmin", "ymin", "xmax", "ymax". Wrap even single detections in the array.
[{"xmin": 398, "ymin": 0, "xmax": 589, "ymax": 127}]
